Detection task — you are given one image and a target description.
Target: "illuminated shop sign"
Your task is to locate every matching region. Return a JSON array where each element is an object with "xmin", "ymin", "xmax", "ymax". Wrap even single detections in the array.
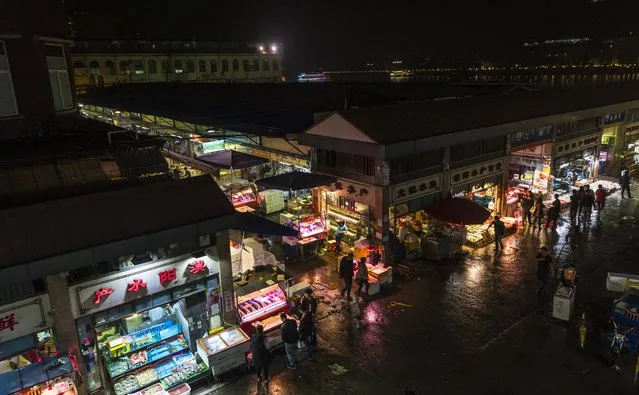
[
  {"xmin": 70, "ymin": 255, "xmax": 219, "ymax": 318},
  {"xmin": 450, "ymin": 158, "xmax": 505, "ymax": 187},
  {"xmin": 603, "ymin": 112, "xmax": 625, "ymax": 125},
  {"xmin": 554, "ymin": 133, "xmax": 600, "ymax": 157},
  {"xmin": 0, "ymin": 294, "xmax": 52, "ymax": 343},
  {"xmin": 510, "ymin": 126, "xmax": 553, "ymax": 148},
  {"xmin": 390, "ymin": 174, "xmax": 442, "ymax": 204}
]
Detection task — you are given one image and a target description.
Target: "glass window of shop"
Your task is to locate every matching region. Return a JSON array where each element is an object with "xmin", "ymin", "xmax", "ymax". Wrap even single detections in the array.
[
  {"xmin": 452, "ymin": 175, "xmax": 502, "ymax": 212},
  {"xmin": 553, "ymin": 149, "xmax": 596, "ymax": 194},
  {"xmin": 75, "ymin": 275, "xmax": 220, "ymax": 393},
  {"xmin": 325, "ymin": 192, "xmax": 371, "ymax": 245}
]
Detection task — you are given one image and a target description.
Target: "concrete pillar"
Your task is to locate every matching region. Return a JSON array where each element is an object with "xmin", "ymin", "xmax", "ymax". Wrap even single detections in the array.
[
  {"xmin": 215, "ymin": 230, "xmax": 237, "ymax": 325},
  {"xmin": 440, "ymin": 147, "xmax": 451, "ymax": 199},
  {"xmin": 46, "ymin": 273, "xmax": 89, "ymax": 395}
]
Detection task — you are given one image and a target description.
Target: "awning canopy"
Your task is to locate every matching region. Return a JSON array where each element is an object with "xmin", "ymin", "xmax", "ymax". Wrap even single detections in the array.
[
  {"xmin": 423, "ymin": 197, "xmax": 491, "ymax": 225},
  {"xmin": 255, "ymin": 171, "xmax": 336, "ymax": 191},
  {"xmin": 196, "ymin": 150, "xmax": 268, "ymax": 169},
  {"xmin": 228, "ymin": 212, "xmax": 299, "ymax": 237}
]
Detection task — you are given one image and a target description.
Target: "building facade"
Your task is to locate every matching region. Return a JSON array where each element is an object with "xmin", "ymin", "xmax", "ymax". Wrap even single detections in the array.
[
  {"xmin": 71, "ymin": 41, "xmax": 284, "ymax": 91},
  {"xmin": 299, "ymin": 85, "xmax": 639, "ymax": 263},
  {"xmin": 0, "ymin": 0, "xmax": 75, "ymax": 140}
]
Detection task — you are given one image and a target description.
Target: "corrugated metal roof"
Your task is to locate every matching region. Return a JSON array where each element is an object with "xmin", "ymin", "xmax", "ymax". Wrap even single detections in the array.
[
  {"xmin": 0, "ymin": 175, "xmax": 235, "ymax": 268},
  {"xmin": 338, "ymin": 82, "xmax": 639, "ymax": 145}
]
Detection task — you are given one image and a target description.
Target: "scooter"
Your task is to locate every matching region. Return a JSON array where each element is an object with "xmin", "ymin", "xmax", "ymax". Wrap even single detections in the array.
[{"xmin": 609, "ymin": 320, "xmax": 633, "ymax": 367}]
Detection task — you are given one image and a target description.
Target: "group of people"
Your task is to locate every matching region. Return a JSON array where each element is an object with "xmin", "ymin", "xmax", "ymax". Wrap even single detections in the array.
[{"xmin": 249, "ymin": 288, "xmax": 318, "ymax": 382}]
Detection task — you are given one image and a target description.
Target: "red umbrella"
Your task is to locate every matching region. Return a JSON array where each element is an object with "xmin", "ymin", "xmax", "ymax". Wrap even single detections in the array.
[{"xmin": 423, "ymin": 197, "xmax": 491, "ymax": 225}]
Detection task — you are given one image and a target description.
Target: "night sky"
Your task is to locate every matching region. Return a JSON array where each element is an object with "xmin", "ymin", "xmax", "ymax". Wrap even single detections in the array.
[{"xmin": 66, "ymin": 0, "xmax": 637, "ymax": 73}]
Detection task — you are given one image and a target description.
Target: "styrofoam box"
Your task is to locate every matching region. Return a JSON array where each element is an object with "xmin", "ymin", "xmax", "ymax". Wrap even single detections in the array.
[{"xmin": 211, "ymin": 353, "xmax": 246, "ymax": 377}]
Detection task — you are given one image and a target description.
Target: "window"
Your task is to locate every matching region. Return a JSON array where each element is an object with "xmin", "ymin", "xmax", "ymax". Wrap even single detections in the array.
[
  {"xmin": 161, "ymin": 60, "xmax": 169, "ymax": 74},
  {"xmin": 263, "ymin": 59, "xmax": 269, "ymax": 71},
  {"xmin": 221, "ymin": 59, "xmax": 229, "ymax": 72},
  {"xmin": 174, "ymin": 60, "xmax": 183, "ymax": 73},
  {"xmin": 72, "ymin": 61, "xmax": 86, "ymax": 76},
  {"xmin": 272, "ymin": 59, "xmax": 279, "ymax": 70},
  {"xmin": 198, "ymin": 60, "xmax": 206, "ymax": 73},
  {"xmin": 89, "ymin": 61, "xmax": 100, "ymax": 75},
  {"xmin": 119, "ymin": 60, "xmax": 130, "ymax": 75},
  {"xmin": 104, "ymin": 60, "xmax": 116, "ymax": 75},
  {"xmin": 45, "ymin": 44, "xmax": 73, "ymax": 111},
  {"xmin": 49, "ymin": 70, "xmax": 73, "ymax": 110},
  {"xmin": 389, "ymin": 150, "xmax": 443, "ymax": 177},
  {"xmin": 316, "ymin": 149, "xmax": 375, "ymax": 177},
  {"xmin": 0, "ymin": 41, "xmax": 19, "ymax": 117},
  {"xmin": 242, "ymin": 59, "xmax": 249, "ymax": 72},
  {"xmin": 211, "ymin": 60, "xmax": 218, "ymax": 73},
  {"xmin": 132, "ymin": 60, "xmax": 144, "ymax": 75},
  {"xmin": 186, "ymin": 60, "xmax": 195, "ymax": 73},
  {"xmin": 252, "ymin": 59, "xmax": 259, "ymax": 71},
  {"xmin": 232, "ymin": 59, "xmax": 239, "ymax": 72},
  {"xmin": 148, "ymin": 60, "xmax": 157, "ymax": 74}
]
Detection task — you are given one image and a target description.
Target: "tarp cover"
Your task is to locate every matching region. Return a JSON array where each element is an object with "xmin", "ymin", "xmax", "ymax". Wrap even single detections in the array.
[
  {"xmin": 228, "ymin": 212, "xmax": 299, "ymax": 236},
  {"xmin": 423, "ymin": 197, "xmax": 491, "ymax": 225},
  {"xmin": 255, "ymin": 171, "xmax": 336, "ymax": 191},
  {"xmin": 196, "ymin": 150, "xmax": 268, "ymax": 169}
]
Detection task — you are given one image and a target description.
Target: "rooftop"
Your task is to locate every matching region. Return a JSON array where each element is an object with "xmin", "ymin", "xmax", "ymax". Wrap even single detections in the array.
[
  {"xmin": 326, "ymin": 82, "xmax": 639, "ymax": 145},
  {"xmin": 0, "ymin": 175, "xmax": 235, "ymax": 269},
  {"xmin": 79, "ymin": 82, "xmax": 529, "ymax": 136},
  {"xmin": 71, "ymin": 40, "xmax": 277, "ymax": 55}
]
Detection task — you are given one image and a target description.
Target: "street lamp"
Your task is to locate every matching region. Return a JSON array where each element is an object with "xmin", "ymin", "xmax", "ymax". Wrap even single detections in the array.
[{"xmin": 270, "ymin": 44, "xmax": 278, "ymax": 53}]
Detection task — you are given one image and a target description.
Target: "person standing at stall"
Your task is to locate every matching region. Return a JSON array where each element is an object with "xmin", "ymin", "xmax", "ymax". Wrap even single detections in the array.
[
  {"xmin": 581, "ymin": 185, "xmax": 595, "ymax": 223},
  {"xmin": 339, "ymin": 253, "xmax": 355, "ymax": 300},
  {"xmin": 280, "ymin": 313, "xmax": 299, "ymax": 369},
  {"xmin": 546, "ymin": 194, "xmax": 561, "ymax": 230},
  {"xmin": 250, "ymin": 324, "xmax": 271, "ymax": 382},
  {"xmin": 595, "ymin": 184, "xmax": 607, "ymax": 210},
  {"xmin": 577, "ymin": 186, "xmax": 585, "ymax": 216},
  {"xmin": 356, "ymin": 257, "xmax": 370, "ymax": 297},
  {"xmin": 532, "ymin": 196, "xmax": 545, "ymax": 229},
  {"xmin": 300, "ymin": 288, "xmax": 317, "ymax": 346},
  {"xmin": 521, "ymin": 191, "xmax": 534, "ymax": 227},
  {"xmin": 335, "ymin": 221, "xmax": 348, "ymax": 254},
  {"xmin": 298, "ymin": 306, "xmax": 314, "ymax": 360},
  {"xmin": 620, "ymin": 170, "xmax": 632, "ymax": 199}
]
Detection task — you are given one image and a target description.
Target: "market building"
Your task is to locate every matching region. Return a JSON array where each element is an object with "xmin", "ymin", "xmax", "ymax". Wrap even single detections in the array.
[
  {"xmin": 299, "ymin": 83, "xmax": 639, "ymax": 263},
  {"xmin": 70, "ymin": 40, "xmax": 284, "ymax": 92}
]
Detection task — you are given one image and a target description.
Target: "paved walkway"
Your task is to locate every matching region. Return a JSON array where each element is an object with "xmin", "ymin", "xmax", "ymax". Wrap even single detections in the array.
[{"xmin": 204, "ymin": 188, "xmax": 639, "ymax": 395}]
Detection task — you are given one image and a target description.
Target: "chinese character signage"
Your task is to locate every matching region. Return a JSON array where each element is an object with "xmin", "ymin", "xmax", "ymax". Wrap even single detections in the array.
[
  {"xmin": 510, "ymin": 126, "xmax": 553, "ymax": 148},
  {"xmin": 0, "ymin": 295, "xmax": 52, "ymax": 343},
  {"xmin": 390, "ymin": 174, "xmax": 442, "ymax": 204},
  {"xmin": 70, "ymin": 255, "xmax": 220, "ymax": 318},
  {"xmin": 450, "ymin": 158, "xmax": 505, "ymax": 187}
]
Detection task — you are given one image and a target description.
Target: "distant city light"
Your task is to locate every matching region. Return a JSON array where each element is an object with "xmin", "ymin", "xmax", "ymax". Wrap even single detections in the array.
[
  {"xmin": 270, "ymin": 44, "xmax": 278, "ymax": 53},
  {"xmin": 258, "ymin": 45, "xmax": 264, "ymax": 51}
]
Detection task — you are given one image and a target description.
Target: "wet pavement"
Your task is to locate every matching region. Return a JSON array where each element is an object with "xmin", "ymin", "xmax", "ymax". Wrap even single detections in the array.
[{"xmin": 205, "ymin": 188, "xmax": 639, "ymax": 395}]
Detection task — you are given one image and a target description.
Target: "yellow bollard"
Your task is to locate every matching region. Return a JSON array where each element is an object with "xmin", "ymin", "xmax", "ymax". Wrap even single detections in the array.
[{"xmin": 578, "ymin": 312, "xmax": 587, "ymax": 350}]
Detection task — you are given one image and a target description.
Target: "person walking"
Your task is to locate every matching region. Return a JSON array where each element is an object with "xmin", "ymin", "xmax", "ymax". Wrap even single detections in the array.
[
  {"xmin": 569, "ymin": 189, "xmax": 579, "ymax": 222},
  {"xmin": 298, "ymin": 306, "xmax": 314, "ymax": 360},
  {"xmin": 565, "ymin": 225, "xmax": 582, "ymax": 253},
  {"xmin": 299, "ymin": 288, "xmax": 317, "ymax": 346},
  {"xmin": 280, "ymin": 313, "xmax": 299, "ymax": 369},
  {"xmin": 532, "ymin": 196, "xmax": 545, "ymax": 229},
  {"xmin": 356, "ymin": 257, "xmax": 370, "ymax": 297},
  {"xmin": 536, "ymin": 247, "xmax": 553, "ymax": 295},
  {"xmin": 339, "ymin": 253, "xmax": 355, "ymax": 300},
  {"xmin": 488, "ymin": 215, "xmax": 506, "ymax": 251},
  {"xmin": 250, "ymin": 324, "xmax": 271, "ymax": 382},
  {"xmin": 546, "ymin": 194, "xmax": 561, "ymax": 229},
  {"xmin": 581, "ymin": 185, "xmax": 595, "ymax": 223},
  {"xmin": 577, "ymin": 185, "xmax": 585, "ymax": 216},
  {"xmin": 595, "ymin": 184, "xmax": 607, "ymax": 210},
  {"xmin": 620, "ymin": 170, "xmax": 632, "ymax": 199},
  {"xmin": 521, "ymin": 191, "xmax": 534, "ymax": 226}
]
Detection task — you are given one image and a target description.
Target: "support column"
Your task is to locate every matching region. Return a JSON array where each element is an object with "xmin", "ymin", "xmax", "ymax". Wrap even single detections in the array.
[
  {"xmin": 46, "ymin": 273, "xmax": 89, "ymax": 395},
  {"xmin": 215, "ymin": 230, "xmax": 237, "ymax": 325},
  {"xmin": 441, "ymin": 147, "xmax": 451, "ymax": 199}
]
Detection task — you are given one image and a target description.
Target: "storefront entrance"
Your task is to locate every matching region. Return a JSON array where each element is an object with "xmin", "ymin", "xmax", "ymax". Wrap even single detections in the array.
[{"xmin": 68, "ymin": 254, "xmax": 221, "ymax": 394}]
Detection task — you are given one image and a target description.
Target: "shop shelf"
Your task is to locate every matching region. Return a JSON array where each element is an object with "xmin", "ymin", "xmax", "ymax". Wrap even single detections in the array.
[
  {"xmin": 160, "ymin": 361, "xmax": 209, "ymax": 391},
  {"xmin": 106, "ymin": 322, "xmax": 182, "ymax": 361},
  {"xmin": 108, "ymin": 336, "xmax": 190, "ymax": 379}
]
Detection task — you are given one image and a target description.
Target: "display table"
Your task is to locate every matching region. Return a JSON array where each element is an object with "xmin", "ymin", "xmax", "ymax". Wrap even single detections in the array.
[
  {"xmin": 236, "ymin": 284, "xmax": 289, "ymax": 334},
  {"xmin": 552, "ymin": 285, "xmax": 576, "ymax": 321},
  {"xmin": 197, "ymin": 327, "xmax": 249, "ymax": 377}
]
